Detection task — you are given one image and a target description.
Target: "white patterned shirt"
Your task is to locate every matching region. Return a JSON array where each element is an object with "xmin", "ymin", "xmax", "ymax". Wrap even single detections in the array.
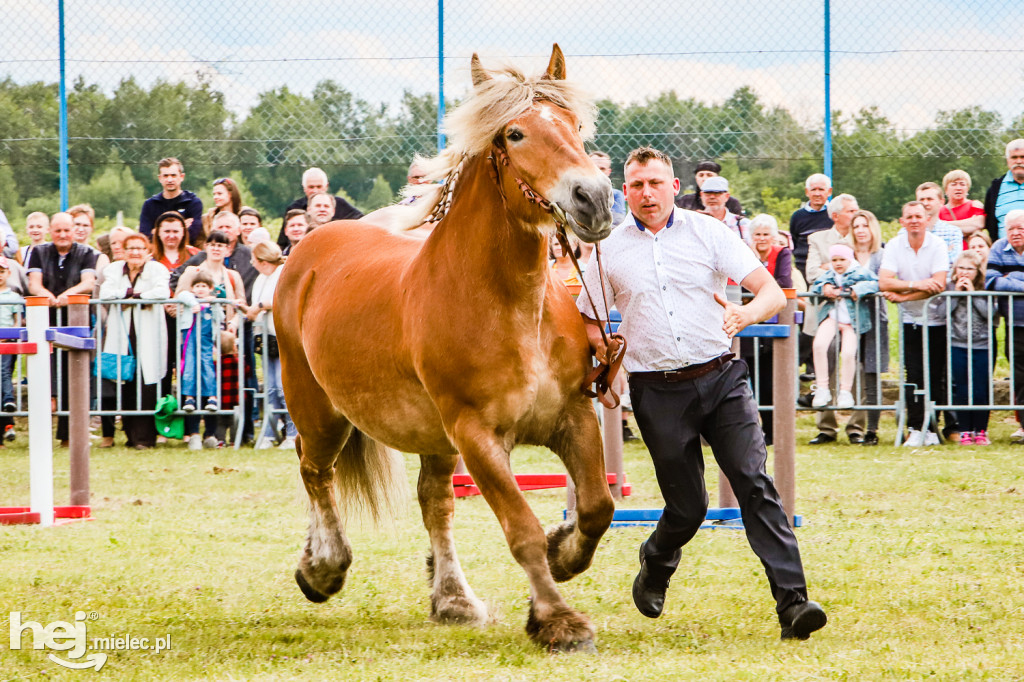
[{"xmin": 577, "ymin": 207, "xmax": 762, "ymax": 372}]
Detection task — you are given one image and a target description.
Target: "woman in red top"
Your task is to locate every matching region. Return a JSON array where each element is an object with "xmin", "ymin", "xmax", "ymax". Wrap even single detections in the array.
[
  {"xmin": 152, "ymin": 212, "xmax": 200, "ymax": 271},
  {"xmin": 940, "ymin": 169, "xmax": 986, "ymax": 247}
]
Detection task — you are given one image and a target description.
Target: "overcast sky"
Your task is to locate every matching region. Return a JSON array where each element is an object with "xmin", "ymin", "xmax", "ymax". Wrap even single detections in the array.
[{"xmin": 4, "ymin": 0, "xmax": 1022, "ymax": 131}]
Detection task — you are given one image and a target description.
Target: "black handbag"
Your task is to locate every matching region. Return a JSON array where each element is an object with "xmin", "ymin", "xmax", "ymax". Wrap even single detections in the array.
[{"xmin": 254, "ymin": 333, "xmax": 279, "ymax": 359}]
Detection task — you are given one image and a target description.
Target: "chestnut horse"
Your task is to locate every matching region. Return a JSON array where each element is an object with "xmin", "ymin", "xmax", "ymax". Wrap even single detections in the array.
[{"xmin": 274, "ymin": 45, "xmax": 614, "ymax": 652}]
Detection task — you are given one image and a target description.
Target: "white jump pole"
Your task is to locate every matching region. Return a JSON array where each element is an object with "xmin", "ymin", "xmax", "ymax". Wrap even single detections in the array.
[{"xmin": 26, "ymin": 297, "xmax": 54, "ymax": 527}]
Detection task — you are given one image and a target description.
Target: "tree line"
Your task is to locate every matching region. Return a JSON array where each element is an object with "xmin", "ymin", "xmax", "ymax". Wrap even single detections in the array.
[{"xmin": 1, "ymin": 76, "xmax": 1021, "ymax": 228}]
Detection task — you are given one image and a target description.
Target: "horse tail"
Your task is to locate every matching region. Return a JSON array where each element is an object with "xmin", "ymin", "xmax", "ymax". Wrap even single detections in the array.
[{"xmin": 332, "ymin": 428, "xmax": 406, "ymax": 525}]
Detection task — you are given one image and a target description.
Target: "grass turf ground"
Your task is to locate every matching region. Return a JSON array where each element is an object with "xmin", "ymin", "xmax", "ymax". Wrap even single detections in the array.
[{"xmin": 1, "ymin": 410, "xmax": 1023, "ymax": 680}]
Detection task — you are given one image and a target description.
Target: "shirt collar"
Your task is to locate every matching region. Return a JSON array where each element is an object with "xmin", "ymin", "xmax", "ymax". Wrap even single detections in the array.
[
  {"xmin": 1003, "ymin": 170, "xmax": 1024, "ymax": 187},
  {"xmin": 801, "ymin": 201, "xmax": 829, "ymax": 213},
  {"xmin": 631, "ymin": 208, "xmax": 675, "ymax": 232}
]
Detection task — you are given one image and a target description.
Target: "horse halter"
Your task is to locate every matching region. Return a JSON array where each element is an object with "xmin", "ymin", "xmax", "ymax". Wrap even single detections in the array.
[{"xmin": 488, "ymin": 142, "xmax": 627, "ymax": 408}]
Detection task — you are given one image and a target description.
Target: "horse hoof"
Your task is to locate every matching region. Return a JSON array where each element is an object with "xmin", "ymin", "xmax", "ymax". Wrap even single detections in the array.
[
  {"xmin": 547, "ymin": 520, "xmax": 595, "ymax": 583},
  {"xmin": 550, "ymin": 637, "xmax": 597, "ymax": 655},
  {"xmin": 431, "ymin": 596, "xmax": 489, "ymax": 626},
  {"xmin": 295, "ymin": 570, "xmax": 331, "ymax": 603}
]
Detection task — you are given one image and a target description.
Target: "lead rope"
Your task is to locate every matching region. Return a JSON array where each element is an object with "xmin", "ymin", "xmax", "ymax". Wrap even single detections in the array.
[{"xmin": 555, "ymin": 226, "xmax": 626, "ymax": 408}]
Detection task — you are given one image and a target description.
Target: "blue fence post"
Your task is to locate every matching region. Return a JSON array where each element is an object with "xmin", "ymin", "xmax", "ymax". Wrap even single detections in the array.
[
  {"xmin": 58, "ymin": 0, "xmax": 69, "ymax": 211},
  {"xmin": 436, "ymin": 0, "xmax": 446, "ymax": 152},
  {"xmin": 823, "ymin": 0, "xmax": 832, "ymax": 181}
]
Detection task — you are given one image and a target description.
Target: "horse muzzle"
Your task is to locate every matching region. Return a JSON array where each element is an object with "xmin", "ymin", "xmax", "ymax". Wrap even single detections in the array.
[{"xmin": 551, "ymin": 177, "xmax": 614, "ymax": 243}]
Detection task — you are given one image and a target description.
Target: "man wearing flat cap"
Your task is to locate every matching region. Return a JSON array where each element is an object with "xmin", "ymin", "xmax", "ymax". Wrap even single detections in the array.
[
  {"xmin": 675, "ymin": 160, "xmax": 744, "ymax": 215},
  {"xmin": 699, "ymin": 176, "xmax": 749, "ymax": 242}
]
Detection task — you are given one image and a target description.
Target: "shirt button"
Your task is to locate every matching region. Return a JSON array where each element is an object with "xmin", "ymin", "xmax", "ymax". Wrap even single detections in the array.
[
  {"xmin": 676, "ymin": 337, "xmax": 680, "ymax": 341},
  {"xmin": 669, "ymin": 311, "xmax": 673, "ymax": 315},
  {"xmin": 662, "ymin": 286, "xmax": 666, "ymax": 290}
]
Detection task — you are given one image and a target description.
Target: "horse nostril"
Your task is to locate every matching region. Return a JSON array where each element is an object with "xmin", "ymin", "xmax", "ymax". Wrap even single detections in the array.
[{"xmin": 573, "ymin": 184, "xmax": 590, "ymax": 205}]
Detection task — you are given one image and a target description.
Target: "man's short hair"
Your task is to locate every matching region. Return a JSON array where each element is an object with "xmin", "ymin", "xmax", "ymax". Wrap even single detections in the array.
[
  {"xmin": 805, "ymin": 173, "xmax": 832, "ymax": 189},
  {"xmin": 1006, "ymin": 209, "xmax": 1024, "ymax": 228},
  {"xmin": 588, "ymin": 150, "xmax": 611, "ymax": 162},
  {"xmin": 1006, "ymin": 139, "xmax": 1024, "ymax": 159},
  {"xmin": 212, "ymin": 211, "xmax": 240, "ymax": 228},
  {"xmin": 284, "ymin": 208, "xmax": 312, "ymax": 228},
  {"xmin": 827, "ymin": 193, "xmax": 857, "ymax": 217},
  {"xmin": 902, "ymin": 200, "xmax": 926, "ymax": 215},
  {"xmin": 916, "ymin": 181, "xmax": 943, "ymax": 199},
  {"xmin": 308, "ymin": 192, "xmax": 337, "ymax": 210},
  {"xmin": 942, "ymin": 169, "xmax": 972, "ymax": 192},
  {"xmin": 624, "ymin": 146, "xmax": 673, "ymax": 176},
  {"xmin": 239, "ymin": 207, "xmax": 262, "ymax": 223},
  {"xmin": 158, "ymin": 157, "xmax": 183, "ymax": 174},
  {"xmin": 302, "ymin": 167, "xmax": 329, "ymax": 188}
]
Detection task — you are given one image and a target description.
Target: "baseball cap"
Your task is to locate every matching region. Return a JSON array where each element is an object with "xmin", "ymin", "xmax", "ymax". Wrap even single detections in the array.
[{"xmin": 701, "ymin": 176, "xmax": 729, "ymax": 193}]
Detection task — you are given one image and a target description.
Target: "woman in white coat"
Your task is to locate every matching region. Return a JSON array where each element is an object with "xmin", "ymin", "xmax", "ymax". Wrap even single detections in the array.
[{"xmin": 98, "ymin": 233, "xmax": 170, "ymax": 449}]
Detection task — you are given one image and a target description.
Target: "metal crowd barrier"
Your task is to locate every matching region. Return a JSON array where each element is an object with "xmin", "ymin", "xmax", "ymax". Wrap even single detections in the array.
[
  {"xmin": 2, "ymin": 292, "xmax": 1022, "ymax": 449},
  {"xmin": 743, "ymin": 290, "xmax": 1021, "ymax": 445}
]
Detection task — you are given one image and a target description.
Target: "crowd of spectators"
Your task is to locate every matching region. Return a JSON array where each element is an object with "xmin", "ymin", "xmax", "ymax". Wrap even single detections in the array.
[
  {"xmin": 0, "ymin": 157, "xmax": 366, "ymax": 450},
  {"xmin": 2, "ymin": 140, "xmax": 1024, "ymax": 451}
]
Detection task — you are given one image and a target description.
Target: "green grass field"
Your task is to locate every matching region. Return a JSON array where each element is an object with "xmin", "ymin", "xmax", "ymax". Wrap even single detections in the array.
[{"xmin": 2, "ymin": 411, "xmax": 1024, "ymax": 680}]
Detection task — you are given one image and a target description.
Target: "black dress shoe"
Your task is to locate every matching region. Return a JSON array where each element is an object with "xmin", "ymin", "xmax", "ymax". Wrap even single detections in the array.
[
  {"xmin": 622, "ymin": 425, "xmax": 639, "ymax": 442},
  {"xmin": 847, "ymin": 433, "xmax": 864, "ymax": 445},
  {"xmin": 632, "ymin": 544, "xmax": 680, "ymax": 619},
  {"xmin": 861, "ymin": 431, "xmax": 879, "ymax": 446},
  {"xmin": 780, "ymin": 600, "xmax": 827, "ymax": 640},
  {"xmin": 799, "ymin": 372, "xmax": 815, "ymax": 382},
  {"xmin": 808, "ymin": 433, "xmax": 836, "ymax": 445},
  {"xmin": 797, "ymin": 392, "xmax": 814, "ymax": 408}
]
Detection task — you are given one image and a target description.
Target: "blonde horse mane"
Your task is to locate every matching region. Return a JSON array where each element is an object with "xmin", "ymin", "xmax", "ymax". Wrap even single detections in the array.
[{"xmin": 371, "ymin": 48, "xmax": 596, "ymax": 234}]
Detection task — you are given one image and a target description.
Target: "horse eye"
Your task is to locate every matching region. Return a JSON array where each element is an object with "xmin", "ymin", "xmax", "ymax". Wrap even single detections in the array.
[{"xmin": 507, "ymin": 129, "xmax": 524, "ymax": 142}]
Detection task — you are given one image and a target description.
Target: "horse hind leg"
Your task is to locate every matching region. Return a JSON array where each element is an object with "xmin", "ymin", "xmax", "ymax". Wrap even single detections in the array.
[
  {"xmin": 545, "ymin": 402, "xmax": 614, "ymax": 583},
  {"xmin": 294, "ymin": 420, "xmax": 355, "ymax": 603},
  {"xmin": 418, "ymin": 454, "xmax": 488, "ymax": 625}
]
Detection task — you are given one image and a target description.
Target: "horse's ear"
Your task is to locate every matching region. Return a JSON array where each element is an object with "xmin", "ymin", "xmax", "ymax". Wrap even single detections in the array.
[
  {"xmin": 542, "ymin": 44, "xmax": 566, "ymax": 81},
  {"xmin": 471, "ymin": 53, "xmax": 491, "ymax": 88}
]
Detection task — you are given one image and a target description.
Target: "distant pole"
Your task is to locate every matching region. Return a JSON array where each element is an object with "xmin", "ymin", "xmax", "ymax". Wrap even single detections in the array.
[
  {"xmin": 823, "ymin": 0, "xmax": 833, "ymax": 180},
  {"xmin": 58, "ymin": 0, "xmax": 69, "ymax": 210},
  {"xmin": 437, "ymin": 0, "xmax": 446, "ymax": 152}
]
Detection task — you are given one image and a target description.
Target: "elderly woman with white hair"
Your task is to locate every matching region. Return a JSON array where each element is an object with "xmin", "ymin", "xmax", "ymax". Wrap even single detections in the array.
[{"xmin": 741, "ymin": 214, "xmax": 793, "ymax": 445}]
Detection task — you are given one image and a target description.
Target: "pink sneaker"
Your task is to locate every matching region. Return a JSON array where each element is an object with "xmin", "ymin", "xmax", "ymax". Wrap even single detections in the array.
[
  {"xmin": 959, "ymin": 431, "xmax": 974, "ymax": 445},
  {"xmin": 974, "ymin": 430, "xmax": 990, "ymax": 446}
]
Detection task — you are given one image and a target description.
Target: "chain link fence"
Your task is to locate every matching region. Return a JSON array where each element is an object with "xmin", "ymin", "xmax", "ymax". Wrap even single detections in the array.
[{"xmin": 2, "ymin": 0, "xmax": 1023, "ymax": 223}]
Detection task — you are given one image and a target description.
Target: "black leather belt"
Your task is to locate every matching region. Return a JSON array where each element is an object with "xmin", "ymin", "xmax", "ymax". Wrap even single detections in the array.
[{"xmin": 629, "ymin": 353, "xmax": 734, "ymax": 383}]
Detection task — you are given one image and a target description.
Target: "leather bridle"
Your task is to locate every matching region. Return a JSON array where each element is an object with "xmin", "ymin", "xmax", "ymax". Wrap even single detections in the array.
[{"xmin": 488, "ymin": 143, "xmax": 627, "ymax": 409}]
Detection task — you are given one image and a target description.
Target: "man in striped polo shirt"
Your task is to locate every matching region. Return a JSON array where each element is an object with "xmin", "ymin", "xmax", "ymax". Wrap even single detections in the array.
[{"xmin": 984, "ymin": 139, "xmax": 1024, "ymax": 241}]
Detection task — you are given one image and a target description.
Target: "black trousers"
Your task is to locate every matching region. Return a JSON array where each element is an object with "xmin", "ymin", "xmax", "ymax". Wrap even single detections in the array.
[
  {"xmin": 902, "ymin": 324, "xmax": 958, "ymax": 434},
  {"xmin": 628, "ymin": 359, "xmax": 808, "ymax": 614}
]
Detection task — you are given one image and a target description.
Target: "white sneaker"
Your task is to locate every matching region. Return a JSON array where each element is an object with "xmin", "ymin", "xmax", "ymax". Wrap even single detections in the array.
[
  {"xmin": 278, "ymin": 436, "xmax": 296, "ymax": 450},
  {"xmin": 903, "ymin": 429, "xmax": 924, "ymax": 447},
  {"xmin": 255, "ymin": 437, "xmax": 276, "ymax": 450},
  {"xmin": 203, "ymin": 436, "xmax": 220, "ymax": 449},
  {"xmin": 1011, "ymin": 428, "xmax": 1024, "ymax": 444},
  {"xmin": 836, "ymin": 390, "xmax": 855, "ymax": 410},
  {"xmin": 188, "ymin": 435, "xmax": 202, "ymax": 451},
  {"xmin": 811, "ymin": 387, "xmax": 832, "ymax": 408},
  {"xmin": 924, "ymin": 431, "xmax": 940, "ymax": 446}
]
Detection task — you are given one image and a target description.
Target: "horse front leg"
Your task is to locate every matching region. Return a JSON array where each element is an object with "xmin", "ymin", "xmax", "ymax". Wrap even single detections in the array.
[
  {"xmin": 546, "ymin": 401, "xmax": 615, "ymax": 582},
  {"xmin": 418, "ymin": 454, "xmax": 489, "ymax": 625},
  {"xmin": 453, "ymin": 420, "xmax": 596, "ymax": 653}
]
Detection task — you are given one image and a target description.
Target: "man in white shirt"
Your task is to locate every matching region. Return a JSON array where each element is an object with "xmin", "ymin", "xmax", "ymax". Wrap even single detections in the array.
[
  {"xmin": 578, "ymin": 146, "xmax": 826, "ymax": 641},
  {"xmin": 916, "ymin": 182, "xmax": 964, "ymax": 266},
  {"xmin": 880, "ymin": 201, "xmax": 951, "ymax": 446}
]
